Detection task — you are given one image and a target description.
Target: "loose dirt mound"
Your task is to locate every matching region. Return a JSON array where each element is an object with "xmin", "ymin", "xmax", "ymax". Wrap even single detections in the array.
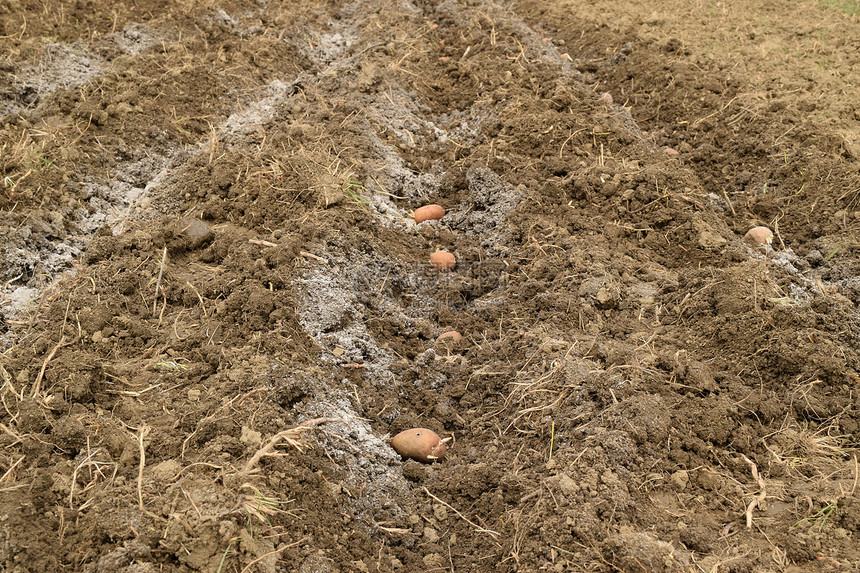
[{"xmin": 1, "ymin": 0, "xmax": 859, "ymax": 571}]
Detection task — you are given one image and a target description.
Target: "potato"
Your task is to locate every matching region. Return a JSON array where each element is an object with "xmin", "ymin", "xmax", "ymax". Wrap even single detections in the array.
[
  {"xmin": 430, "ymin": 250, "xmax": 456, "ymax": 270},
  {"xmin": 413, "ymin": 204, "xmax": 445, "ymax": 223},
  {"xmin": 391, "ymin": 428, "xmax": 447, "ymax": 463},
  {"xmin": 743, "ymin": 226, "xmax": 773, "ymax": 246},
  {"xmin": 436, "ymin": 330, "xmax": 462, "ymax": 343}
]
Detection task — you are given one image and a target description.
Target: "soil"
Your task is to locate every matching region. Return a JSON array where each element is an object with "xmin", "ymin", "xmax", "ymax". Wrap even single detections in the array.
[{"xmin": 1, "ymin": 0, "xmax": 859, "ymax": 571}]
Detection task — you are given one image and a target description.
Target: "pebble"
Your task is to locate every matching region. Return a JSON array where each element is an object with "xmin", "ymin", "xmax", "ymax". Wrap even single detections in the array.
[
  {"xmin": 175, "ymin": 218, "xmax": 214, "ymax": 249},
  {"xmin": 423, "ymin": 554, "xmax": 445, "ymax": 567},
  {"xmin": 671, "ymin": 470, "xmax": 689, "ymax": 490}
]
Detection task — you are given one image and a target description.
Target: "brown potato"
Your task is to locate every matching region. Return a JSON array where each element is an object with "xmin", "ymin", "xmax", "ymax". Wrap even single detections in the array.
[
  {"xmin": 743, "ymin": 226, "xmax": 773, "ymax": 246},
  {"xmin": 413, "ymin": 204, "xmax": 445, "ymax": 223},
  {"xmin": 436, "ymin": 330, "xmax": 462, "ymax": 343},
  {"xmin": 430, "ymin": 251, "xmax": 455, "ymax": 270},
  {"xmin": 391, "ymin": 428, "xmax": 447, "ymax": 463}
]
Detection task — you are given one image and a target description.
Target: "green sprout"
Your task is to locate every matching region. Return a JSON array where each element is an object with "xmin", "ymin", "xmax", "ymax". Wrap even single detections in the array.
[
  {"xmin": 153, "ymin": 361, "xmax": 188, "ymax": 372},
  {"xmin": 794, "ymin": 502, "xmax": 839, "ymax": 531}
]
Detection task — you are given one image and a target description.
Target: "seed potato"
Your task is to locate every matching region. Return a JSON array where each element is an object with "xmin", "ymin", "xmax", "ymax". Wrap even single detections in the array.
[
  {"xmin": 436, "ymin": 330, "xmax": 462, "ymax": 343},
  {"xmin": 414, "ymin": 204, "xmax": 445, "ymax": 223},
  {"xmin": 391, "ymin": 428, "xmax": 447, "ymax": 463},
  {"xmin": 743, "ymin": 226, "xmax": 773, "ymax": 246},
  {"xmin": 430, "ymin": 250, "xmax": 455, "ymax": 270}
]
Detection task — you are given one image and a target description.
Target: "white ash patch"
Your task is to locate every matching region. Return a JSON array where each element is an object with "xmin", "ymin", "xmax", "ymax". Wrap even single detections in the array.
[
  {"xmin": 364, "ymin": 87, "xmax": 438, "ymax": 149},
  {"xmin": 768, "ymin": 248, "xmax": 818, "ymax": 303},
  {"xmin": 443, "ymin": 166, "xmax": 522, "ymax": 257},
  {"xmin": 294, "ymin": 251, "xmax": 435, "ymax": 382},
  {"xmin": 218, "ymin": 80, "xmax": 299, "ymax": 145},
  {"xmin": 307, "ymin": 32, "xmax": 355, "ymax": 64},
  {"xmin": 206, "ymin": 8, "xmax": 239, "ymax": 27},
  {"xmin": 435, "ymin": 104, "xmax": 495, "ymax": 148},
  {"xmin": 0, "ymin": 285, "xmax": 40, "ymax": 318},
  {"xmin": 301, "ymin": 397, "xmax": 411, "ymax": 524},
  {"xmin": 3, "ymin": 42, "xmax": 104, "ymax": 117},
  {"xmin": 294, "ymin": 265, "xmax": 396, "ymax": 380},
  {"xmin": 114, "ymin": 23, "xmax": 160, "ymax": 55},
  {"xmin": 76, "ymin": 155, "xmax": 177, "ymax": 235}
]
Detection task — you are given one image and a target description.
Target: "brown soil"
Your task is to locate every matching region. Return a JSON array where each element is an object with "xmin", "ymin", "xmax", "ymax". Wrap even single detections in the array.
[{"xmin": 1, "ymin": 0, "xmax": 859, "ymax": 571}]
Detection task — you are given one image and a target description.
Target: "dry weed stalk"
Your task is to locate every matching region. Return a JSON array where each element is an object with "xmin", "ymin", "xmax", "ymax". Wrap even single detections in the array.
[
  {"xmin": 0, "ymin": 455, "xmax": 26, "ymax": 492},
  {"xmin": 241, "ymin": 417, "xmax": 344, "ymax": 475},
  {"xmin": 31, "ymin": 336, "xmax": 69, "ymax": 398},
  {"xmin": 741, "ymin": 454, "xmax": 766, "ymax": 529},
  {"xmin": 423, "ymin": 487, "xmax": 500, "ymax": 539},
  {"xmin": 69, "ymin": 446, "xmax": 118, "ymax": 509},
  {"xmin": 137, "ymin": 425, "xmax": 150, "ymax": 512},
  {"xmin": 764, "ymin": 421, "xmax": 853, "ymax": 484},
  {"xmin": 241, "ymin": 427, "xmax": 308, "ymax": 475},
  {"xmin": 152, "ymin": 246, "xmax": 168, "ymax": 316}
]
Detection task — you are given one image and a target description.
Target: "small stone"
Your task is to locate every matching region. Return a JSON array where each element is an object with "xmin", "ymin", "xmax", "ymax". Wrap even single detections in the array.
[
  {"xmin": 671, "ymin": 470, "xmax": 689, "ymax": 490},
  {"xmin": 697, "ymin": 471, "xmax": 722, "ymax": 491},
  {"xmin": 175, "ymin": 218, "xmax": 214, "ymax": 250},
  {"xmin": 240, "ymin": 426, "xmax": 262, "ymax": 448},
  {"xmin": 595, "ymin": 286, "xmax": 618, "ymax": 309},
  {"xmin": 806, "ymin": 249, "xmax": 823, "ymax": 265},
  {"xmin": 423, "ymin": 554, "xmax": 445, "ymax": 567},
  {"xmin": 423, "ymin": 527, "xmax": 439, "ymax": 543},
  {"xmin": 433, "ymin": 505, "xmax": 448, "ymax": 521},
  {"xmin": 187, "ymin": 388, "xmax": 201, "ymax": 401},
  {"xmin": 556, "ymin": 473, "xmax": 581, "ymax": 496},
  {"xmin": 693, "ymin": 218, "xmax": 727, "ymax": 249},
  {"xmin": 151, "ymin": 459, "xmax": 181, "ymax": 481}
]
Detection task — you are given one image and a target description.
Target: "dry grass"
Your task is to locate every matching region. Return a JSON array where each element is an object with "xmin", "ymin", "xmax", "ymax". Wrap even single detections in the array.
[
  {"xmin": 288, "ymin": 148, "xmax": 370, "ymax": 211},
  {"xmin": 69, "ymin": 443, "xmax": 118, "ymax": 510},
  {"xmin": 240, "ymin": 417, "xmax": 345, "ymax": 476},
  {"xmin": 765, "ymin": 422, "xmax": 853, "ymax": 479},
  {"xmin": 236, "ymin": 482, "xmax": 296, "ymax": 525},
  {"xmin": 763, "ymin": 420, "xmax": 858, "ymax": 529}
]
